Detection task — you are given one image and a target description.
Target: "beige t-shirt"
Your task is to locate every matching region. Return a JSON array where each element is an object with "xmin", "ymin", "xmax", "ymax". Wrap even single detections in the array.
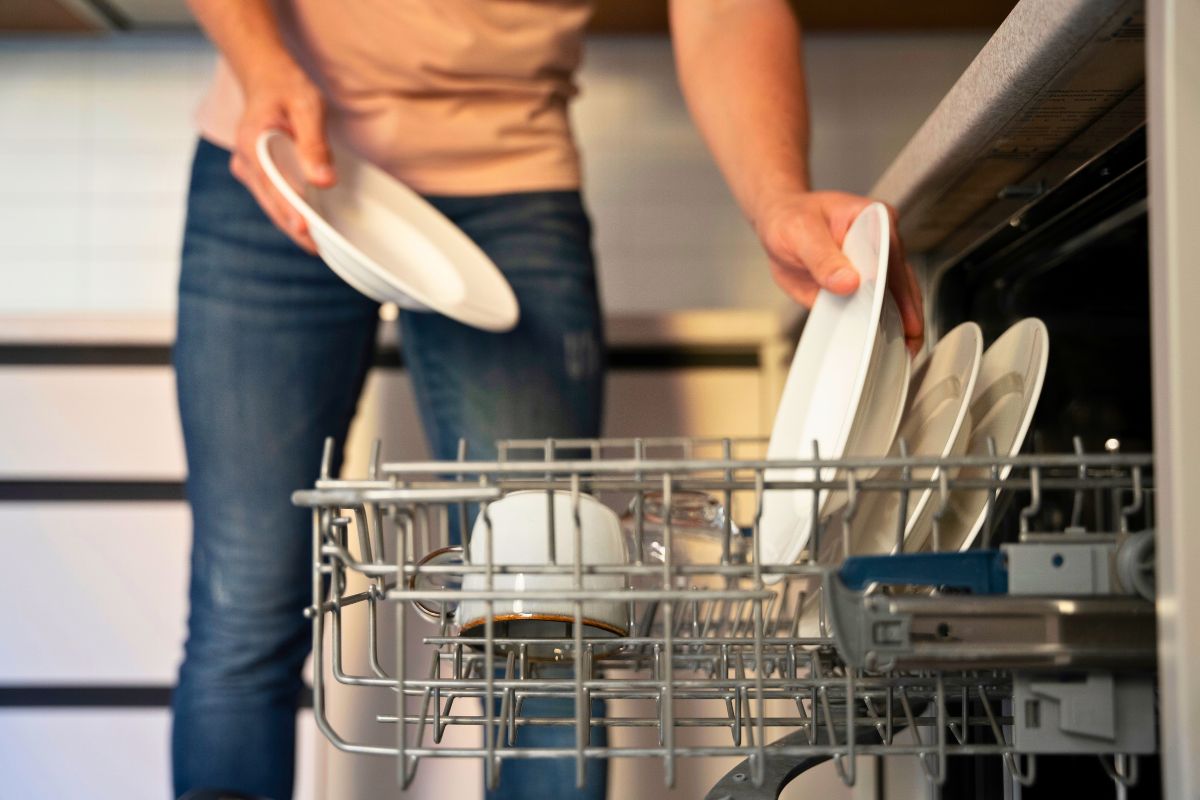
[{"xmin": 196, "ymin": 0, "xmax": 594, "ymax": 195}]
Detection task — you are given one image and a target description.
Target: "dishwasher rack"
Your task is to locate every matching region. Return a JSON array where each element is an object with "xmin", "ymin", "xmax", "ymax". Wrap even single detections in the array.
[{"xmin": 292, "ymin": 436, "xmax": 1157, "ymax": 797}]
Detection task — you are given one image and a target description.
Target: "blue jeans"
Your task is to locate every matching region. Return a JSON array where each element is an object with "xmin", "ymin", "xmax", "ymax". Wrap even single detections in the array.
[{"xmin": 171, "ymin": 138, "xmax": 607, "ymax": 800}]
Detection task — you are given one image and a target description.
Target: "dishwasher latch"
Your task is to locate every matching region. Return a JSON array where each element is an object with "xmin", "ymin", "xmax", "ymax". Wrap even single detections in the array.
[{"xmin": 826, "ymin": 539, "xmax": 1158, "ymax": 672}]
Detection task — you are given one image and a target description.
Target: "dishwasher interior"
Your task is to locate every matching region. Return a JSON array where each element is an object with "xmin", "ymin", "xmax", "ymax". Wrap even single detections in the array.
[
  {"xmin": 291, "ymin": 116, "xmax": 1159, "ymax": 800},
  {"xmin": 929, "ymin": 121, "xmax": 1157, "ymax": 800}
]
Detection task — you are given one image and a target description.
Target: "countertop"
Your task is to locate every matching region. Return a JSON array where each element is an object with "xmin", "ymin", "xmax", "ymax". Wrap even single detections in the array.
[
  {"xmin": 871, "ymin": 0, "xmax": 1144, "ymax": 255},
  {"xmin": 0, "ymin": 308, "xmax": 798, "ymax": 353}
]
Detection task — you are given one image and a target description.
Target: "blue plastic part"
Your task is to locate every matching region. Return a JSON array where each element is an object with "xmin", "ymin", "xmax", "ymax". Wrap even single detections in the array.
[{"xmin": 838, "ymin": 550, "xmax": 1009, "ymax": 595}]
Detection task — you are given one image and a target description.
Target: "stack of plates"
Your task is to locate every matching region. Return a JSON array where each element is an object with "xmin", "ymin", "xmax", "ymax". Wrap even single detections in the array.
[
  {"xmin": 759, "ymin": 202, "xmax": 1050, "ymax": 583},
  {"xmin": 758, "ymin": 203, "xmax": 911, "ymax": 582}
]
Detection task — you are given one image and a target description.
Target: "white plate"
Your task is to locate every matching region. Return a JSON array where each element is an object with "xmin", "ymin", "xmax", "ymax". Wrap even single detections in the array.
[
  {"xmin": 758, "ymin": 203, "xmax": 909, "ymax": 582},
  {"xmin": 908, "ymin": 318, "xmax": 1050, "ymax": 553},
  {"xmin": 818, "ymin": 321, "xmax": 983, "ymax": 565},
  {"xmin": 256, "ymin": 130, "xmax": 520, "ymax": 332},
  {"xmin": 821, "ymin": 293, "xmax": 911, "ymax": 514}
]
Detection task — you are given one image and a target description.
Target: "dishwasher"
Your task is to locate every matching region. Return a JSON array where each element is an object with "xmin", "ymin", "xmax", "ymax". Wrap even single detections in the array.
[
  {"xmin": 290, "ymin": 0, "xmax": 1198, "ymax": 796},
  {"xmin": 294, "ymin": 433, "xmax": 1155, "ymax": 799}
]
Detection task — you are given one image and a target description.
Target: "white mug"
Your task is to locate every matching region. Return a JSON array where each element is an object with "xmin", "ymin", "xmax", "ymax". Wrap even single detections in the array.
[{"xmin": 412, "ymin": 490, "xmax": 629, "ymax": 651}]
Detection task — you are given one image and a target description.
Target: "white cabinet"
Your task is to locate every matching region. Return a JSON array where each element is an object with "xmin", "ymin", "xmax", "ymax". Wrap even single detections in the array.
[{"xmin": 0, "ymin": 309, "xmax": 792, "ymax": 800}]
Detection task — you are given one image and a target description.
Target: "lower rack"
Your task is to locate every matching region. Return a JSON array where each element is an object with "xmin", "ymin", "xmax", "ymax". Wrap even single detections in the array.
[{"xmin": 293, "ymin": 436, "xmax": 1158, "ymax": 797}]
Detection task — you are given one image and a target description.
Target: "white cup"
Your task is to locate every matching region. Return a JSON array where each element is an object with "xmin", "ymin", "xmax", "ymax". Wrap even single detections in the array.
[{"xmin": 412, "ymin": 490, "xmax": 629, "ymax": 652}]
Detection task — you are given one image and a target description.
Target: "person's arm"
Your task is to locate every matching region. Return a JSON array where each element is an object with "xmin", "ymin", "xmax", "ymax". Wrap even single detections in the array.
[
  {"xmin": 188, "ymin": 0, "xmax": 334, "ymax": 252},
  {"xmin": 670, "ymin": 0, "xmax": 924, "ymax": 351}
]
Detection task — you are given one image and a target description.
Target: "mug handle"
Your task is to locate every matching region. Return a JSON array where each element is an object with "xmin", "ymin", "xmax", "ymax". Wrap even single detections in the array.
[{"xmin": 409, "ymin": 545, "xmax": 464, "ymax": 622}]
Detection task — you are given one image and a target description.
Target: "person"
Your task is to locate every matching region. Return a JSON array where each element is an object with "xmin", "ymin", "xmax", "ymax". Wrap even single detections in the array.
[{"xmin": 171, "ymin": 1, "xmax": 925, "ymax": 799}]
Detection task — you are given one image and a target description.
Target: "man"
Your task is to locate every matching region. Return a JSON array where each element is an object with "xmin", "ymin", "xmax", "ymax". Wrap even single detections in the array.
[{"xmin": 173, "ymin": 1, "xmax": 924, "ymax": 799}]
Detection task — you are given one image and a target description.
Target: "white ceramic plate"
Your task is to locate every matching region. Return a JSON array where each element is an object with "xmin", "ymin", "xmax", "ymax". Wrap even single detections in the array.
[
  {"xmin": 758, "ymin": 202, "xmax": 910, "ymax": 582},
  {"xmin": 819, "ymin": 321, "xmax": 983, "ymax": 564},
  {"xmin": 908, "ymin": 317, "xmax": 1050, "ymax": 553},
  {"xmin": 256, "ymin": 130, "xmax": 520, "ymax": 332},
  {"xmin": 820, "ymin": 293, "xmax": 911, "ymax": 514}
]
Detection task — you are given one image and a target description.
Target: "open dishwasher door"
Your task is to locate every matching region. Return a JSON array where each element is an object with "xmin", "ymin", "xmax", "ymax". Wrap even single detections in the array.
[{"xmin": 864, "ymin": 0, "xmax": 1198, "ymax": 793}]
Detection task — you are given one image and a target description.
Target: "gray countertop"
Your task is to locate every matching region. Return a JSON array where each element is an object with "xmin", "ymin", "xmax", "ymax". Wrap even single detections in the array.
[{"xmin": 871, "ymin": 0, "xmax": 1144, "ymax": 256}]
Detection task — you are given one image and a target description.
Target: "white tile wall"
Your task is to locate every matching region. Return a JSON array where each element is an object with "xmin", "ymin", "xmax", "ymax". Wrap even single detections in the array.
[
  {"xmin": 0, "ymin": 36, "xmax": 207, "ymax": 315},
  {"xmin": 0, "ymin": 32, "xmax": 985, "ymax": 317}
]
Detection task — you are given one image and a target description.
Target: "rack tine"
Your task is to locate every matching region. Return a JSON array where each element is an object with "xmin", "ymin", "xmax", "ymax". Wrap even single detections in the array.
[
  {"xmin": 660, "ymin": 473, "xmax": 677, "ymax": 788},
  {"xmin": 633, "ymin": 438, "xmax": 646, "ymax": 568},
  {"xmin": 751, "ymin": 557, "xmax": 767, "ymax": 785},
  {"xmin": 752, "ymin": 469, "xmax": 766, "ymax": 585},
  {"xmin": 1100, "ymin": 753, "xmax": 1139, "ymax": 789},
  {"xmin": 933, "ymin": 673, "xmax": 947, "ymax": 786},
  {"xmin": 544, "ymin": 438, "xmax": 557, "ymax": 563},
  {"xmin": 1070, "ymin": 436, "xmax": 1087, "ymax": 528},
  {"xmin": 862, "ymin": 692, "xmax": 886, "ymax": 741},
  {"xmin": 1006, "ymin": 753, "xmax": 1037, "ymax": 788},
  {"xmin": 841, "ymin": 471, "xmax": 859, "ymax": 562},
  {"xmin": 369, "ymin": 438, "xmax": 382, "ymax": 480},
  {"xmin": 480, "ymin": 493, "xmax": 497, "ymax": 793},
  {"xmin": 931, "ymin": 471, "xmax": 950, "ymax": 553},
  {"xmin": 571, "ymin": 472, "xmax": 587, "ymax": 790},
  {"xmin": 808, "ymin": 439, "xmax": 822, "ymax": 565},
  {"xmin": 722, "ymin": 437, "xmax": 734, "ymax": 566},
  {"xmin": 320, "ymin": 436, "xmax": 335, "ymax": 480},
  {"xmin": 417, "ymin": 649, "xmax": 440, "ymax": 744},
  {"xmin": 981, "ymin": 436, "xmax": 1000, "ymax": 541},
  {"xmin": 831, "ymin": 668, "xmax": 858, "ymax": 787},
  {"xmin": 735, "ymin": 650, "xmax": 750, "ymax": 749},
  {"xmin": 947, "ymin": 685, "xmax": 967, "ymax": 745},
  {"xmin": 498, "ymin": 650, "xmax": 516, "ymax": 747},
  {"xmin": 1019, "ymin": 466, "xmax": 1042, "ymax": 534},
  {"xmin": 896, "ymin": 437, "xmax": 911, "ymax": 554},
  {"xmin": 456, "ymin": 438, "xmax": 469, "ymax": 549},
  {"xmin": 1120, "ymin": 465, "xmax": 1145, "ymax": 533},
  {"xmin": 352, "ymin": 505, "xmax": 374, "ymax": 564},
  {"xmin": 370, "ymin": 500, "xmax": 388, "ymax": 565},
  {"xmin": 510, "ymin": 644, "xmax": 527, "ymax": 745},
  {"xmin": 366, "ymin": 587, "xmax": 391, "ymax": 680},
  {"xmin": 724, "ymin": 644, "xmax": 741, "ymax": 747}
]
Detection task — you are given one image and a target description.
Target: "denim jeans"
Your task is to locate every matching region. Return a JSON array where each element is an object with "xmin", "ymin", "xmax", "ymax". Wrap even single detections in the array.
[{"xmin": 171, "ymin": 138, "xmax": 606, "ymax": 800}]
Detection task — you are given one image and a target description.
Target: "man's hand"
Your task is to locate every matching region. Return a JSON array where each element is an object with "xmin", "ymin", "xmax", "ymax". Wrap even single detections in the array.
[
  {"xmin": 669, "ymin": 0, "xmax": 925, "ymax": 352},
  {"xmin": 187, "ymin": 0, "xmax": 335, "ymax": 253},
  {"xmin": 230, "ymin": 60, "xmax": 334, "ymax": 254},
  {"xmin": 755, "ymin": 191, "xmax": 925, "ymax": 353}
]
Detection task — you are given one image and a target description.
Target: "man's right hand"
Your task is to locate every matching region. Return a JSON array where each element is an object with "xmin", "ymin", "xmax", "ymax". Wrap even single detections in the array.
[{"xmin": 230, "ymin": 60, "xmax": 334, "ymax": 253}]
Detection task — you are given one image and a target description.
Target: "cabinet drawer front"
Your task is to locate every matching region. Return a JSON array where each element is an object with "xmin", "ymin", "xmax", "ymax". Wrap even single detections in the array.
[
  {"xmin": 0, "ymin": 366, "xmax": 185, "ymax": 480},
  {"xmin": 0, "ymin": 709, "xmax": 319, "ymax": 800},
  {"xmin": 0, "ymin": 503, "xmax": 188, "ymax": 683}
]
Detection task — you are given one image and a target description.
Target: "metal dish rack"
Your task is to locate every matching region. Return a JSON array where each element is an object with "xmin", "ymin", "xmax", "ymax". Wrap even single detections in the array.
[{"xmin": 292, "ymin": 436, "xmax": 1157, "ymax": 798}]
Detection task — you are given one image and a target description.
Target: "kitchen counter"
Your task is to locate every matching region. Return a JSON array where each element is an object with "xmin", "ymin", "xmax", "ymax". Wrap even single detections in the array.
[
  {"xmin": 0, "ymin": 308, "xmax": 797, "ymax": 353},
  {"xmin": 0, "ymin": 308, "xmax": 796, "ymax": 483},
  {"xmin": 872, "ymin": 0, "xmax": 1144, "ymax": 256}
]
